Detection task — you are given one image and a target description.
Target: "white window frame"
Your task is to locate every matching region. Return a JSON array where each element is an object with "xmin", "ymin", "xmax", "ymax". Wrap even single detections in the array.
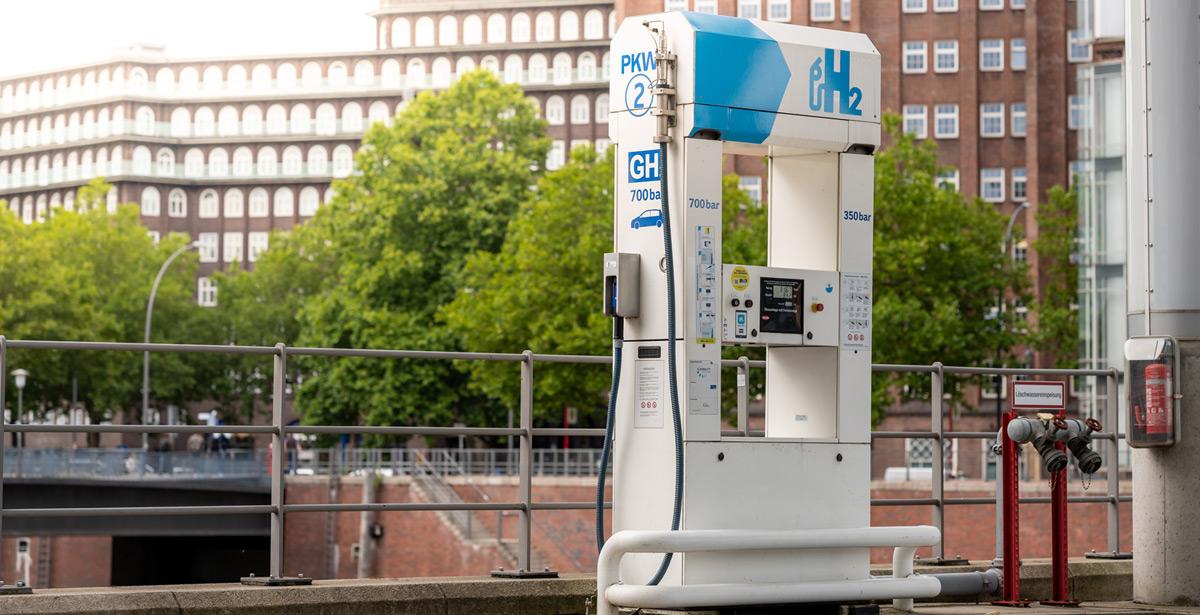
[
  {"xmin": 933, "ymin": 0, "xmax": 957, "ymax": 12},
  {"xmin": 695, "ymin": 0, "xmax": 717, "ymax": 14},
  {"xmin": 737, "ymin": 0, "xmax": 760, "ymax": 19},
  {"xmin": 811, "ymin": 0, "xmax": 834, "ymax": 22},
  {"xmin": 980, "ymin": 39, "xmax": 1004, "ymax": 72},
  {"xmin": 739, "ymin": 175, "xmax": 762, "ymax": 205},
  {"xmin": 936, "ymin": 169, "xmax": 959, "ymax": 191},
  {"xmin": 1069, "ymin": 95, "xmax": 1086, "ymax": 130},
  {"xmin": 547, "ymin": 140, "xmax": 566, "ymax": 170},
  {"xmin": 934, "ymin": 40, "xmax": 959, "ymax": 73},
  {"xmin": 1010, "ymin": 102, "xmax": 1027, "ymax": 137},
  {"xmin": 934, "ymin": 104, "xmax": 959, "ymax": 139},
  {"xmin": 980, "ymin": 168, "xmax": 1006, "ymax": 203},
  {"xmin": 168, "ymin": 189, "xmax": 187, "ymax": 218},
  {"xmin": 1012, "ymin": 167, "xmax": 1028, "ymax": 202},
  {"xmin": 902, "ymin": 0, "xmax": 926, "ymax": 13},
  {"xmin": 197, "ymin": 233, "xmax": 218, "ymax": 263},
  {"xmin": 197, "ymin": 277, "xmax": 217, "ymax": 307},
  {"xmin": 663, "ymin": 0, "xmax": 687, "ymax": 11},
  {"xmin": 902, "ymin": 104, "xmax": 928, "ymax": 140},
  {"xmin": 1010, "ymin": 0, "xmax": 1025, "ymax": 9},
  {"xmin": 1068, "ymin": 30, "xmax": 1092, "ymax": 63},
  {"xmin": 248, "ymin": 232, "xmax": 269, "ymax": 262},
  {"xmin": 979, "ymin": 0, "xmax": 1003, "ymax": 11},
  {"xmin": 767, "ymin": 0, "xmax": 790, "ymax": 21},
  {"xmin": 840, "ymin": 0, "xmax": 851, "ymax": 21},
  {"xmin": 902, "ymin": 41, "xmax": 928, "ymax": 74},
  {"xmin": 223, "ymin": 232, "xmax": 243, "ymax": 264},
  {"xmin": 1010, "ymin": 38, "xmax": 1027, "ymax": 71},
  {"xmin": 980, "ymin": 103, "xmax": 1006, "ymax": 138}
]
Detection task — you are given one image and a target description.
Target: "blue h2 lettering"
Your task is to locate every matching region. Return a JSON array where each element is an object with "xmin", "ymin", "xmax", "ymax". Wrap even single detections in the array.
[
  {"xmin": 808, "ymin": 48, "xmax": 863, "ymax": 117},
  {"xmin": 627, "ymin": 149, "xmax": 660, "ymax": 183}
]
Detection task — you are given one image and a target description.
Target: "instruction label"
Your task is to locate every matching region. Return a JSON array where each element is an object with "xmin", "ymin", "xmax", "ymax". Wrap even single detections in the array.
[
  {"xmin": 729, "ymin": 265, "xmax": 750, "ymax": 292},
  {"xmin": 840, "ymin": 273, "xmax": 872, "ymax": 350},
  {"xmin": 635, "ymin": 359, "xmax": 664, "ymax": 428},
  {"xmin": 687, "ymin": 360, "xmax": 719, "ymax": 415},
  {"xmin": 695, "ymin": 225, "xmax": 717, "ymax": 345}
]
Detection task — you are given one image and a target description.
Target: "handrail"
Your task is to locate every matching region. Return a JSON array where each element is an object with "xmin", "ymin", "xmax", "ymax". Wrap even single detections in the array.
[{"xmin": 0, "ymin": 336, "xmax": 1128, "ymax": 583}]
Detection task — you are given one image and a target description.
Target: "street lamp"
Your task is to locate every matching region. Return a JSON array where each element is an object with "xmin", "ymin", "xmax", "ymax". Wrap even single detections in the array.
[
  {"xmin": 994, "ymin": 203, "xmax": 1030, "ymax": 427},
  {"xmin": 142, "ymin": 241, "xmax": 199, "ymax": 451},
  {"xmin": 11, "ymin": 368, "xmax": 28, "ymax": 448}
]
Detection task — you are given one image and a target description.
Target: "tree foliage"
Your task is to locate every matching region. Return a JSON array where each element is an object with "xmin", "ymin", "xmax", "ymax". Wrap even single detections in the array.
[
  {"xmin": 1032, "ymin": 185, "xmax": 1078, "ymax": 368},
  {"xmin": 872, "ymin": 115, "xmax": 1030, "ymax": 421}
]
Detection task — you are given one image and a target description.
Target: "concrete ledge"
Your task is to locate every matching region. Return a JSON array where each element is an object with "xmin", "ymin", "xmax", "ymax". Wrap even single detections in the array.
[{"xmin": 0, "ymin": 561, "xmax": 1131, "ymax": 615}]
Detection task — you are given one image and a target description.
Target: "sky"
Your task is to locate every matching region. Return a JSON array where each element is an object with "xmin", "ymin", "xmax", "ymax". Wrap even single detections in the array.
[{"xmin": 0, "ymin": 0, "xmax": 379, "ymax": 79}]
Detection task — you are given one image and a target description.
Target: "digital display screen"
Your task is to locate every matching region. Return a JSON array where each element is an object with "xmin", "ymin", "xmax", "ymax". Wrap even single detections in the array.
[{"xmin": 760, "ymin": 277, "xmax": 803, "ymax": 335}]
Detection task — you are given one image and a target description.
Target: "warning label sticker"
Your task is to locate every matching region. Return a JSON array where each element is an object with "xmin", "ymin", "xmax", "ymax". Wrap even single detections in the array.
[
  {"xmin": 730, "ymin": 265, "xmax": 750, "ymax": 292},
  {"xmin": 635, "ymin": 359, "xmax": 664, "ymax": 428}
]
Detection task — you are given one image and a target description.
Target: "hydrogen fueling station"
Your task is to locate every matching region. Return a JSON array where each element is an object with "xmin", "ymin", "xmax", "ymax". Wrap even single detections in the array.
[{"xmin": 595, "ymin": 11, "xmax": 1001, "ymax": 614}]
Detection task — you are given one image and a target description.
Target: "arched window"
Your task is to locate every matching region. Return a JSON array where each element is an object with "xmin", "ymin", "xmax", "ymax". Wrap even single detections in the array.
[
  {"xmin": 596, "ymin": 94, "xmax": 610, "ymax": 123},
  {"xmin": 132, "ymin": 146, "xmax": 152, "ymax": 174},
  {"xmin": 545, "ymin": 96, "xmax": 565, "ymax": 125},
  {"xmin": 578, "ymin": 52, "xmax": 597, "ymax": 81},
  {"xmin": 202, "ymin": 66, "xmax": 222, "ymax": 91},
  {"xmin": 67, "ymin": 112, "xmax": 80, "ymax": 141},
  {"xmin": 273, "ymin": 187, "xmax": 294, "ymax": 217},
  {"xmin": 135, "ymin": 106, "xmax": 155, "ymax": 135},
  {"xmin": 176, "ymin": 67, "xmax": 198, "ymax": 92},
  {"xmin": 354, "ymin": 60, "xmax": 375, "ymax": 86},
  {"xmin": 129, "ymin": 67, "xmax": 149, "ymax": 91},
  {"xmin": 251, "ymin": 64, "xmax": 272, "ymax": 89},
  {"xmin": 40, "ymin": 116, "xmax": 52, "ymax": 143},
  {"xmin": 53, "ymin": 114, "xmax": 66, "ymax": 143},
  {"xmin": 266, "ymin": 104, "xmax": 287, "ymax": 134},
  {"xmin": 512, "ymin": 13, "xmax": 531, "ymax": 42},
  {"xmin": 316, "ymin": 103, "xmax": 337, "ymax": 135},
  {"xmin": 553, "ymin": 53, "xmax": 572, "ymax": 85},
  {"xmin": 485, "ymin": 14, "xmax": 507, "ymax": 43},
  {"xmin": 463, "ymin": 15, "xmax": 482, "ymax": 45},
  {"xmin": 277, "ymin": 63, "xmax": 298, "ymax": 88},
  {"xmin": 415, "ymin": 17, "xmax": 435, "ymax": 46},
  {"xmin": 141, "ymin": 187, "xmax": 161, "ymax": 216},
  {"xmin": 170, "ymin": 108, "xmax": 190, "ymax": 136},
  {"xmin": 307, "ymin": 145, "xmax": 329, "ymax": 175},
  {"xmin": 381, "ymin": 59, "xmax": 401, "ymax": 87},
  {"xmin": 236, "ymin": 146, "xmax": 255, "ymax": 176},
  {"xmin": 282, "ymin": 146, "xmax": 303, "ymax": 175},
  {"xmin": 332, "ymin": 144, "xmax": 354, "ymax": 177},
  {"xmin": 224, "ymin": 188, "xmax": 245, "ymax": 218},
  {"xmin": 299, "ymin": 186, "xmax": 321, "ymax": 216},
  {"xmin": 95, "ymin": 148, "xmax": 108, "ymax": 176},
  {"xmin": 406, "ymin": 59, "xmax": 426, "ymax": 88},
  {"xmin": 432, "ymin": 58, "xmax": 452, "ymax": 87},
  {"xmin": 302, "ymin": 62, "xmax": 322, "ymax": 88},
  {"xmin": 97, "ymin": 108, "xmax": 111, "ymax": 138},
  {"xmin": 227, "ymin": 64, "xmax": 247, "ymax": 89},
  {"xmin": 481, "ymin": 56, "xmax": 500, "ymax": 76},
  {"xmin": 439, "ymin": 15, "xmax": 459, "ymax": 45},
  {"xmin": 570, "ymin": 95, "xmax": 590, "ymax": 124},
  {"xmin": 243, "ymin": 105, "xmax": 263, "ymax": 134},
  {"xmin": 342, "ymin": 102, "xmax": 363, "ymax": 132},
  {"xmin": 64, "ymin": 191, "xmax": 74, "ymax": 212},
  {"xmin": 456, "ymin": 56, "xmax": 476, "ymax": 77},
  {"xmin": 83, "ymin": 109, "xmax": 95, "ymax": 138},
  {"xmin": 368, "ymin": 101, "xmax": 391, "ymax": 126},
  {"xmin": 290, "ymin": 103, "xmax": 312, "ymax": 133},
  {"xmin": 37, "ymin": 154, "xmax": 49, "ymax": 185},
  {"xmin": 559, "ymin": 11, "xmax": 579, "ymax": 41},
  {"xmin": 80, "ymin": 150, "xmax": 93, "ymax": 178},
  {"xmin": 66, "ymin": 151, "xmax": 78, "ymax": 180},
  {"xmin": 528, "ymin": 54, "xmax": 548, "ymax": 83},
  {"xmin": 249, "ymin": 187, "xmax": 270, "ymax": 217},
  {"xmin": 257, "ymin": 146, "xmax": 278, "ymax": 175},
  {"xmin": 50, "ymin": 192, "xmax": 63, "ymax": 212},
  {"xmin": 584, "ymin": 10, "xmax": 604, "ymax": 40},
  {"xmin": 184, "ymin": 148, "xmax": 205, "ymax": 177},
  {"xmin": 35, "ymin": 194, "xmax": 47, "ymax": 222},
  {"xmin": 51, "ymin": 153, "xmax": 64, "ymax": 182},
  {"xmin": 328, "ymin": 62, "xmax": 347, "ymax": 87},
  {"xmin": 199, "ymin": 189, "xmax": 219, "ymax": 218},
  {"xmin": 392, "ymin": 17, "xmax": 412, "ymax": 47},
  {"xmin": 535, "ymin": 12, "xmax": 555, "ymax": 41},
  {"xmin": 155, "ymin": 67, "xmax": 175, "ymax": 93},
  {"xmin": 167, "ymin": 189, "xmax": 187, "ymax": 218},
  {"xmin": 503, "ymin": 55, "xmax": 523, "ymax": 83},
  {"xmin": 194, "ymin": 106, "xmax": 215, "ymax": 136},
  {"xmin": 218, "ymin": 106, "xmax": 239, "ymax": 136},
  {"xmin": 209, "ymin": 148, "xmax": 229, "ymax": 176}
]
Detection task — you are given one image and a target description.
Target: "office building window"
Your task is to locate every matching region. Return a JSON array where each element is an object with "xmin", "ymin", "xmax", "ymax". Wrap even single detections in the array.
[
  {"xmin": 248, "ymin": 232, "xmax": 269, "ymax": 262},
  {"xmin": 1011, "ymin": 0, "xmax": 1025, "ymax": 8},
  {"xmin": 1011, "ymin": 102, "xmax": 1027, "ymax": 137},
  {"xmin": 1069, "ymin": 95, "xmax": 1086, "ymax": 130},
  {"xmin": 981, "ymin": 168, "xmax": 1005, "ymax": 202},
  {"xmin": 903, "ymin": 41, "xmax": 928, "ymax": 74},
  {"xmin": 980, "ymin": 103, "xmax": 1005, "ymax": 137},
  {"xmin": 664, "ymin": 0, "xmax": 687, "ymax": 10},
  {"xmin": 738, "ymin": 0, "xmax": 760, "ymax": 19},
  {"xmin": 980, "ymin": 39, "xmax": 1004, "ymax": 71},
  {"xmin": 936, "ymin": 169, "xmax": 959, "ymax": 191},
  {"xmin": 841, "ymin": 0, "xmax": 851, "ymax": 20},
  {"xmin": 197, "ymin": 277, "xmax": 217, "ymax": 307},
  {"xmin": 197, "ymin": 233, "xmax": 218, "ymax": 263},
  {"xmin": 979, "ymin": 0, "xmax": 1002, "ymax": 10},
  {"xmin": 767, "ymin": 0, "xmax": 790, "ymax": 20},
  {"xmin": 548, "ymin": 140, "xmax": 565, "ymax": 170},
  {"xmin": 223, "ymin": 232, "xmax": 243, "ymax": 264},
  {"xmin": 1010, "ymin": 38, "xmax": 1027, "ymax": 71},
  {"xmin": 1014, "ymin": 240, "xmax": 1027, "ymax": 262},
  {"xmin": 739, "ymin": 175, "xmax": 762, "ymax": 205},
  {"xmin": 1068, "ymin": 30, "xmax": 1092, "ymax": 63},
  {"xmin": 811, "ymin": 0, "xmax": 834, "ymax": 21},
  {"xmin": 934, "ymin": 40, "xmax": 958, "ymax": 73},
  {"xmin": 1012, "ymin": 167, "xmax": 1028, "ymax": 202},
  {"xmin": 934, "ymin": 0, "xmax": 957, "ymax": 12},
  {"xmin": 903, "ymin": 0, "xmax": 926, "ymax": 12},
  {"xmin": 168, "ymin": 189, "xmax": 187, "ymax": 218},
  {"xmin": 903, "ymin": 104, "xmax": 928, "ymax": 139},
  {"xmin": 934, "ymin": 104, "xmax": 959, "ymax": 139},
  {"xmin": 695, "ymin": 0, "xmax": 718, "ymax": 13}
]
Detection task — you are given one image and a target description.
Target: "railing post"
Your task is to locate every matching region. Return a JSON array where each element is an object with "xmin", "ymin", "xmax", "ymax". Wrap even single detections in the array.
[
  {"xmin": 737, "ymin": 356, "xmax": 750, "ymax": 435},
  {"xmin": 0, "ymin": 335, "xmax": 6, "ymax": 564},
  {"xmin": 930, "ymin": 362, "xmax": 945, "ymax": 560},
  {"xmin": 518, "ymin": 350, "xmax": 534, "ymax": 571},
  {"xmin": 270, "ymin": 343, "xmax": 286, "ymax": 578},
  {"xmin": 1105, "ymin": 369, "xmax": 1121, "ymax": 554}
]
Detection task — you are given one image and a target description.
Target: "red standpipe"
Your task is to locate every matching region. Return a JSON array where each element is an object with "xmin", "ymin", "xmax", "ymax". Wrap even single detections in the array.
[
  {"xmin": 993, "ymin": 410, "xmax": 1028, "ymax": 607},
  {"xmin": 1042, "ymin": 416, "xmax": 1079, "ymax": 606}
]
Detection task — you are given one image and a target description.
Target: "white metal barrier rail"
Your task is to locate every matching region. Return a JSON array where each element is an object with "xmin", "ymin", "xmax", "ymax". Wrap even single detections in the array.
[{"xmin": 0, "ymin": 337, "xmax": 1128, "ymax": 582}]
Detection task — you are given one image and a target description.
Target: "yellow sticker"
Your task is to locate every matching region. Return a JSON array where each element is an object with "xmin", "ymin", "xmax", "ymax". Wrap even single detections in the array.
[{"xmin": 730, "ymin": 265, "xmax": 750, "ymax": 292}]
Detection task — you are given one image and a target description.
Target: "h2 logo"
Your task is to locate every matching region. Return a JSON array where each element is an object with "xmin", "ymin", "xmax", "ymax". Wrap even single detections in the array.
[{"xmin": 808, "ymin": 48, "xmax": 863, "ymax": 117}]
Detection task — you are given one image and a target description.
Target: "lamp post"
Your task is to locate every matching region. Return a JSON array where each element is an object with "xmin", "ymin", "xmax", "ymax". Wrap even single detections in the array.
[
  {"xmin": 11, "ymin": 368, "xmax": 27, "ymax": 449},
  {"xmin": 995, "ymin": 203, "xmax": 1030, "ymax": 427},
  {"xmin": 142, "ymin": 241, "xmax": 198, "ymax": 451}
]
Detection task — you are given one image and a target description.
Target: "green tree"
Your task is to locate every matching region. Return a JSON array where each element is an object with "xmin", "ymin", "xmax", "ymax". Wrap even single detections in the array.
[
  {"xmin": 293, "ymin": 70, "xmax": 549, "ymax": 433},
  {"xmin": 443, "ymin": 146, "xmax": 766, "ymax": 423},
  {"xmin": 872, "ymin": 115, "xmax": 1030, "ymax": 421},
  {"xmin": 1032, "ymin": 185, "xmax": 1078, "ymax": 368}
]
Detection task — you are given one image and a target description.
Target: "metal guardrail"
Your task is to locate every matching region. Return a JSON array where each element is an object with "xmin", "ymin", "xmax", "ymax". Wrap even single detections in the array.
[{"xmin": 0, "ymin": 337, "xmax": 1128, "ymax": 580}]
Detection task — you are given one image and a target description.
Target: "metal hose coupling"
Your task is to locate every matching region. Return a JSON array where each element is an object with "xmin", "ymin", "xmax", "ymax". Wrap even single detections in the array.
[{"xmin": 1032, "ymin": 433, "xmax": 1068, "ymax": 474}]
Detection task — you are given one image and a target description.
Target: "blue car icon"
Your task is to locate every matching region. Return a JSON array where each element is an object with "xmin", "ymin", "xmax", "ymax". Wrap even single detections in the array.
[{"xmin": 631, "ymin": 209, "xmax": 663, "ymax": 229}]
